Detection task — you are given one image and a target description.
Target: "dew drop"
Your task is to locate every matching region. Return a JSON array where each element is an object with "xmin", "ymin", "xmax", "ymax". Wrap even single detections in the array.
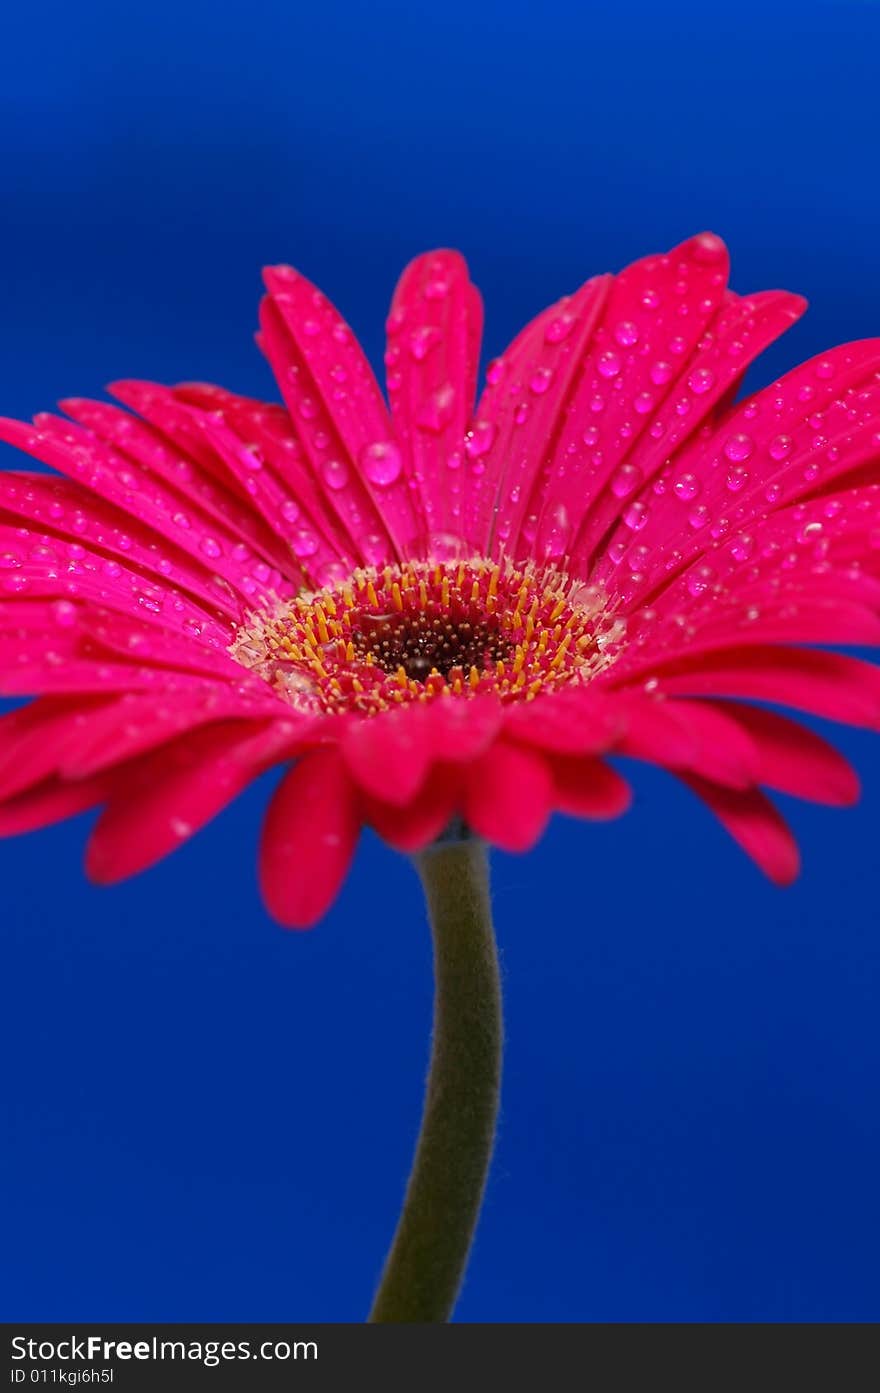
[
  {"xmin": 614, "ymin": 321, "xmax": 639, "ymax": 347},
  {"xmin": 623, "ymin": 501, "xmax": 649, "ymax": 531},
  {"xmin": 465, "ymin": 421, "xmax": 497, "ymax": 459},
  {"xmin": 597, "ymin": 351, "xmax": 622, "ymax": 380},
  {"xmin": 730, "ymin": 533, "xmax": 754, "ymax": 562},
  {"xmin": 610, "ymin": 464, "xmax": 643, "ymax": 498},
  {"xmin": 726, "ymin": 465, "xmax": 749, "ymax": 493},
  {"xmin": 649, "ymin": 360, "xmax": 674, "ymax": 386},
  {"xmin": 529, "ymin": 366, "xmax": 554, "ymax": 394},
  {"xmin": 769, "ymin": 434, "xmax": 793, "ymax": 461},
  {"xmin": 291, "ymin": 529, "xmax": 319, "ymax": 558},
  {"xmin": 544, "ymin": 314, "xmax": 577, "ymax": 344},
  {"xmin": 322, "ymin": 458, "xmax": 350, "ymax": 491},
  {"xmin": 673, "ymin": 473, "xmax": 700, "ymax": 501},
  {"xmin": 723, "ymin": 433, "xmax": 754, "ymax": 462},
  {"xmin": 358, "ymin": 533, "xmax": 387, "ymax": 565},
  {"xmin": 52, "ymin": 600, "xmax": 77, "ymax": 627},
  {"xmin": 361, "ymin": 440, "xmax": 403, "ymax": 486},
  {"xmin": 687, "ymin": 565, "xmax": 715, "ymax": 597},
  {"xmin": 416, "ymin": 383, "xmax": 456, "ymax": 432},
  {"xmin": 536, "ymin": 502, "xmax": 571, "ymax": 559},
  {"xmin": 408, "ymin": 326, "xmax": 442, "ymax": 361},
  {"xmin": 688, "ymin": 367, "xmax": 715, "ymax": 394}
]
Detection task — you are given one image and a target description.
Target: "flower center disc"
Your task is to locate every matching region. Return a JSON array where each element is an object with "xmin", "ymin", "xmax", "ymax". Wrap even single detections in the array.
[{"xmin": 232, "ymin": 557, "xmax": 623, "ymax": 717}]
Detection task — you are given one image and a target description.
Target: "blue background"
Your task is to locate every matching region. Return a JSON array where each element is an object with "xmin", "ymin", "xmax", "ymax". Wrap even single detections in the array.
[{"xmin": 2, "ymin": 0, "xmax": 879, "ymax": 1322}]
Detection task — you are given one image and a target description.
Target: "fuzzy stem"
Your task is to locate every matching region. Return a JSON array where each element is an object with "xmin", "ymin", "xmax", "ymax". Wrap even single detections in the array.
[{"xmin": 368, "ymin": 839, "xmax": 502, "ymax": 1323}]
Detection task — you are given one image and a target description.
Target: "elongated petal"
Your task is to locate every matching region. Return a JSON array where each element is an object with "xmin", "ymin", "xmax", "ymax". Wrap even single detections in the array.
[
  {"xmin": 259, "ymin": 749, "xmax": 359, "ymax": 928},
  {"xmin": 464, "ymin": 741, "xmax": 552, "ymax": 850},
  {"xmin": 707, "ymin": 701, "xmax": 860, "ymax": 805},
  {"xmin": 549, "ymin": 755, "xmax": 632, "ymax": 819},
  {"xmin": 0, "ymin": 774, "xmax": 112, "ymax": 835},
  {"xmin": 680, "ymin": 776, "xmax": 800, "ymax": 885},
  {"xmin": 385, "ymin": 250, "xmax": 483, "ymax": 549},
  {"xmin": 86, "ymin": 721, "xmax": 285, "ymax": 882},
  {"xmin": 261, "ymin": 265, "xmax": 421, "ymax": 557},
  {"xmin": 361, "ymin": 765, "xmax": 462, "ymax": 852}
]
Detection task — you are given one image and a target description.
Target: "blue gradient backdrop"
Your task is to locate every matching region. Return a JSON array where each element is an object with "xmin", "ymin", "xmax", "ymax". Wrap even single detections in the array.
[{"xmin": 2, "ymin": 0, "xmax": 879, "ymax": 1322}]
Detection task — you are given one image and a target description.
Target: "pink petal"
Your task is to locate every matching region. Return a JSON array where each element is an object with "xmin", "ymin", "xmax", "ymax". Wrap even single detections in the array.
[
  {"xmin": 0, "ymin": 470, "xmax": 243, "ymax": 620},
  {"xmin": 680, "ymin": 776, "xmax": 800, "ymax": 885},
  {"xmin": 385, "ymin": 250, "xmax": 483, "ymax": 548},
  {"xmin": 463, "ymin": 741, "xmax": 552, "ymax": 851},
  {"xmin": 172, "ymin": 383, "xmax": 357, "ymax": 561},
  {"xmin": 463, "ymin": 273, "xmax": 612, "ymax": 554},
  {"xmin": 549, "ymin": 755, "xmax": 632, "ymax": 818},
  {"xmin": 612, "ymin": 694, "xmax": 700, "ymax": 766},
  {"xmin": 504, "ymin": 232, "xmax": 734, "ymax": 560},
  {"xmin": 0, "ymin": 774, "xmax": 111, "ymax": 835},
  {"xmin": 0, "ymin": 697, "xmax": 103, "ymax": 801},
  {"xmin": 259, "ymin": 748, "xmax": 359, "ymax": 928},
  {"xmin": 502, "ymin": 685, "xmax": 623, "ymax": 753},
  {"xmin": 341, "ymin": 707, "xmax": 434, "ymax": 805},
  {"xmin": 86, "ymin": 721, "xmax": 283, "ymax": 882},
  {"xmin": 0, "ymin": 414, "xmax": 291, "ymax": 609},
  {"xmin": 260, "ymin": 266, "xmax": 420, "ymax": 558},
  {"xmin": 707, "ymin": 701, "xmax": 860, "ymax": 805},
  {"xmin": 630, "ymin": 698, "xmax": 758, "ymax": 788},
  {"xmin": 595, "ymin": 339, "xmax": 880, "ymax": 607},
  {"xmin": 360, "ymin": 765, "xmax": 462, "ymax": 852},
  {"xmin": 62, "ymin": 392, "xmax": 294, "ymax": 578},
  {"xmin": 59, "ymin": 689, "xmax": 300, "ymax": 778},
  {"xmin": 571, "ymin": 288, "xmax": 806, "ymax": 567},
  {"xmin": 612, "ymin": 648, "xmax": 880, "ymax": 728},
  {"xmin": 192, "ymin": 408, "xmax": 352, "ymax": 586}
]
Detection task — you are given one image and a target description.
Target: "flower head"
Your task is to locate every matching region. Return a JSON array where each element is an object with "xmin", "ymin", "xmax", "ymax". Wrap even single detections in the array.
[{"xmin": 1, "ymin": 233, "xmax": 877, "ymax": 924}]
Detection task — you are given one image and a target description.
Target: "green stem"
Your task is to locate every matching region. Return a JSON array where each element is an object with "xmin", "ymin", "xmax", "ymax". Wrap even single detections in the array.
[{"xmin": 369, "ymin": 839, "xmax": 502, "ymax": 1323}]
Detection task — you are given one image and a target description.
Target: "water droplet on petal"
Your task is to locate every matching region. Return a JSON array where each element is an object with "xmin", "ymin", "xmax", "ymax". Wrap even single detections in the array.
[
  {"xmin": 769, "ymin": 434, "xmax": 793, "ymax": 461},
  {"xmin": 673, "ymin": 473, "xmax": 700, "ymax": 501},
  {"xmin": 529, "ymin": 366, "xmax": 554, "ymax": 394},
  {"xmin": 730, "ymin": 533, "xmax": 754, "ymax": 562},
  {"xmin": 322, "ymin": 459, "xmax": 350, "ymax": 491},
  {"xmin": 726, "ymin": 466, "xmax": 749, "ymax": 493},
  {"xmin": 687, "ymin": 565, "xmax": 715, "ymax": 597},
  {"xmin": 536, "ymin": 502, "xmax": 571, "ymax": 558},
  {"xmin": 291, "ymin": 529, "xmax": 319, "ymax": 558},
  {"xmin": 623, "ymin": 501, "xmax": 649, "ymax": 531},
  {"xmin": 688, "ymin": 367, "xmax": 715, "ymax": 394},
  {"xmin": 408, "ymin": 326, "xmax": 442, "ymax": 361},
  {"xmin": 597, "ymin": 351, "xmax": 622, "ymax": 380},
  {"xmin": 361, "ymin": 441, "xmax": 403, "ymax": 486},
  {"xmin": 649, "ymin": 360, "xmax": 674, "ymax": 385},
  {"xmin": 614, "ymin": 321, "xmax": 639, "ymax": 347},
  {"xmin": 723, "ymin": 432, "xmax": 754, "ymax": 462},
  {"xmin": 610, "ymin": 464, "xmax": 643, "ymax": 498},
  {"xmin": 544, "ymin": 313, "xmax": 577, "ymax": 344},
  {"xmin": 464, "ymin": 421, "xmax": 497, "ymax": 459},
  {"xmin": 416, "ymin": 383, "xmax": 456, "ymax": 432}
]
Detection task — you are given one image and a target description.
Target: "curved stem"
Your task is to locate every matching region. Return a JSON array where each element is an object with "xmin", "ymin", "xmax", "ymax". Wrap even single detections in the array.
[{"xmin": 369, "ymin": 839, "xmax": 502, "ymax": 1323}]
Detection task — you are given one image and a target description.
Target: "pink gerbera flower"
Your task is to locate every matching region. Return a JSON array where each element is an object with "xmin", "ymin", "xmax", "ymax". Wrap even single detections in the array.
[{"xmin": 1, "ymin": 232, "xmax": 877, "ymax": 925}]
